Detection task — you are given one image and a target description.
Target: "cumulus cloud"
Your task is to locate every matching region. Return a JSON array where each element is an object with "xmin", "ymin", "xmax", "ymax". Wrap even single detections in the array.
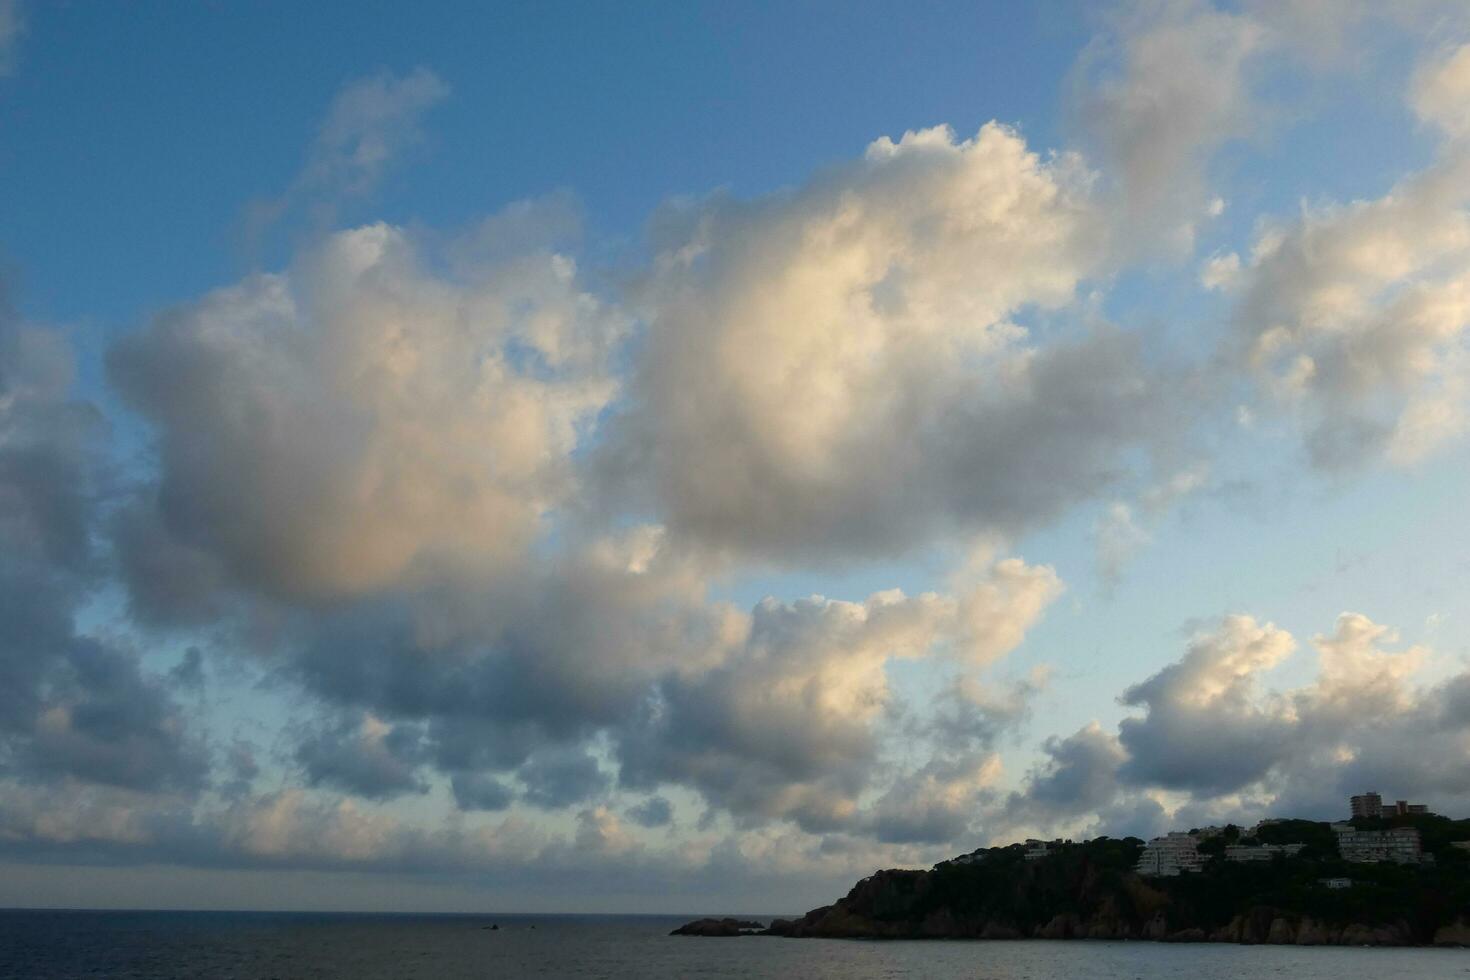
[
  {"xmin": 111, "ymin": 210, "xmax": 624, "ymax": 603},
  {"xmin": 603, "ymin": 120, "xmax": 1179, "ymax": 563},
  {"xmin": 1237, "ymin": 155, "xmax": 1470, "ymax": 466},
  {"xmin": 1003, "ymin": 722, "xmax": 1130, "ymax": 830},
  {"xmin": 519, "ymin": 747, "xmax": 611, "ymax": 810},
  {"xmin": 15, "ymin": 0, "xmax": 1470, "ymax": 910},
  {"xmin": 109, "ymin": 500, "xmax": 231, "ymax": 628},
  {"xmin": 616, "ymin": 555, "xmax": 1059, "ymax": 832},
  {"xmin": 19, "ymin": 638, "xmax": 208, "ymax": 793},
  {"xmin": 0, "ymin": 304, "xmax": 205, "ymax": 794},
  {"xmin": 925, "ymin": 668, "xmax": 1049, "ymax": 755},
  {"xmin": 295, "ymin": 714, "xmax": 428, "ymax": 800},
  {"xmin": 865, "ymin": 751, "xmax": 1001, "ymax": 844},
  {"xmin": 1117, "ymin": 614, "xmax": 1297, "ymax": 793},
  {"xmin": 282, "ymin": 525, "xmax": 733, "ymax": 790},
  {"xmin": 1233, "ymin": 43, "xmax": 1470, "ymax": 468},
  {"xmin": 1002, "ymin": 610, "xmax": 1470, "ymax": 835},
  {"xmin": 619, "ymin": 589, "xmax": 947, "ymax": 831},
  {"xmin": 1071, "ymin": 0, "xmax": 1266, "ymax": 252}
]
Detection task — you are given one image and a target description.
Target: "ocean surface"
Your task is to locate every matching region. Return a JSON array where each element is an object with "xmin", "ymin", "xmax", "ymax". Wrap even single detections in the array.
[{"xmin": 2, "ymin": 909, "xmax": 1468, "ymax": 979}]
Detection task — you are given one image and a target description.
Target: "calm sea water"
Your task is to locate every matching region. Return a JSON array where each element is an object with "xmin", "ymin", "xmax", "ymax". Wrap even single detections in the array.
[{"xmin": 1, "ymin": 909, "xmax": 1468, "ymax": 979}]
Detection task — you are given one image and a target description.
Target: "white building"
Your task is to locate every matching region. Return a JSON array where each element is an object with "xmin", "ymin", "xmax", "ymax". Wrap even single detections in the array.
[
  {"xmin": 1351, "ymin": 791, "xmax": 1430, "ymax": 819},
  {"xmin": 1135, "ymin": 832, "xmax": 1204, "ymax": 877},
  {"xmin": 1022, "ymin": 838, "xmax": 1073, "ymax": 861},
  {"xmin": 1332, "ymin": 823, "xmax": 1422, "ymax": 864},
  {"xmin": 1225, "ymin": 843, "xmax": 1305, "ymax": 862},
  {"xmin": 1350, "ymin": 792, "xmax": 1384, "ymax": 819}
]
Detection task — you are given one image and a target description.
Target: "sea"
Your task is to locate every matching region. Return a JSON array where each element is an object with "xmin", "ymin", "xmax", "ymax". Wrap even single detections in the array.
[{"xmin": 1, "ymin": 909, "xmax": 1468, "ymax": 979}]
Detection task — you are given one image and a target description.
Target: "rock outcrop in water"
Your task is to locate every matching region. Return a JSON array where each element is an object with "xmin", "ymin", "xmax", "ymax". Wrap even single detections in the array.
[
  {"xmin": 669, "ymin": 917, "xmax": 767, "ymax": 936},
  {"xmin": 676, "ymin": 826, "xmax": 1470, "ymax": 946}
]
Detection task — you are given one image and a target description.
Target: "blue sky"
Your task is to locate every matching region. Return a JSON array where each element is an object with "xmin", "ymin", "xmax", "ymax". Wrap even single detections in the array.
[{"xmin": 3, "ymin": 0, "xmax": 1470, "ymax": 914}]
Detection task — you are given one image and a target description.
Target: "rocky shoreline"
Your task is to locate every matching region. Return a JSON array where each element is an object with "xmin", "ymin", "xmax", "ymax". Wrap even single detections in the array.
[
  {"xmin": 672, "ymin": 865, "xmax": 1470, "ymax": 947},
  {"xmin": 677, "ymin": 908, "xmax": 1470, "ymax": 946}
]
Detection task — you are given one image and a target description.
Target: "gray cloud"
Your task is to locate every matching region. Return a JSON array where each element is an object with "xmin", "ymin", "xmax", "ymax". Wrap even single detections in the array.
[
  {"xmin": 0, "ymin": 307, "xmax": 205, "ymax": 794},
  {"xmin": 279, "ymin": 529, "xmax": 727, "ymax": 782},
  {"xmin": 1117, "ymin": 614, "xmax": 1297, "ymax": 794},
  {"xmin": 110, "ymin": 500, "xmax": 232, "ymax": 629},
  {"xmin": 1001, "ymin": 611, "xmax": 1470, "ymax": 838},
  {"xmin": 925, "ymin": 671, "xmax": 1046, "ymax": 755},
  {"xmin": 20, "ymin": 637, "xmax": 208, "ymax": 793},
  {"xmin": 1003, "ymin": 722, "xmax": 1129, "ymax": 829},
  {"xmin": 618, "ymin": 560, "xmax": 1058, "ymax": 832},
  {"xmin": 865, "ymin": 751, "xmax": 999, "ymax": 845},
  {"xmin": 519, "ymin": 747, "xmax": 611, "ymax": 810},
  {"xmin": 295, "ymin": 714, "xmax": 428, "ymax": 800},
  {"xmin": 0, "ymin": 779, "xmax": 924, "ymax": 915},
  {"xmin": 625, "ymin": 795, "xmax": 673, "ymax": 828},
  {"xmin": 1071, "ymin": 0, "xmax": 1265, "ymax": 253},
  {"xmin": 451, "ymin": 773, "xmax": 515, "ymax": 812}
]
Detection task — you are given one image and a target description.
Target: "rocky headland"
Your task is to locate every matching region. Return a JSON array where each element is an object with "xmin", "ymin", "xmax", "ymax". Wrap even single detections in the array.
[{"xmin": 675, "ymin": 823, "xmax": 1470, "ymax": 947}]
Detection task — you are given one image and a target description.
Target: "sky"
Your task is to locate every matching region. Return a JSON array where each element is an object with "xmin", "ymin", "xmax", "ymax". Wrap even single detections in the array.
[{"xmin": 2, "ymin": 0, "xmax": 1470, "ymax": 915}]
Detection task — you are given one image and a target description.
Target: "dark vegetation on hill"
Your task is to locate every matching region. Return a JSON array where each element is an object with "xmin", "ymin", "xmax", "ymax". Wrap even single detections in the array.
[{"xmin": 675, "ymin": 816, "xmax": 1470, "ymax": 945}]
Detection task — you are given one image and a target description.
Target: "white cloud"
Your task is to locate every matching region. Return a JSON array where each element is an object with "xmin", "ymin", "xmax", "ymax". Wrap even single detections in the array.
[
  {"xmin": 1002, "ymin": 610, "xmax": 1470, "ymax": 830},
  {"xmin": 617, "ymin": 553, "xmax": 1060, "ymax": 831},
  {"xmin": 1412, "ymin": 42, "xmax": 1470, "ymax": 140},
  {"xmin": 606, "ymin": 121, "xmax": 1176, "ymax": 562},
  {"xmin": 1093, "ymin": 501, "xmax": 1150, "ymax": 588},
  {"xmin": 1220, "ymin": 39, "xmax": 1470, "ymax": 468},
  {"xmin": 111, "ymin": 209, "xmax": 624, "ymax": 601},
  {"xmin": 245, "ymin": 68, "xmax": 450, "ymax": 246},
  {"xmin": 1071, "ymin": 0, "xmax": 1266, "ymax": 253},
  {"xmin": 1200, "ymin": 251, "xmax": 1241, "ymax": 291},
  {"xmin": 303, "ymin": 68, "xmax": 449, "ymax": 197},
  {"xmin": 1234, "ymin": 149, "xmax": 1470, "ymax": 467},
  {"xmin": 1092, "ymin": 463, "xmax": 1210, "ymax": 586}
]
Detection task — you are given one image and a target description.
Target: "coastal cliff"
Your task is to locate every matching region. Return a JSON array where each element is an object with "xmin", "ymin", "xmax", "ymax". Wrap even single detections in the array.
[
  {"xmin": 677, "ymin": 827, "xmax": 1470, "ymax": 946},
  {"xmin": 761, "ymin": 867, "xmax": 1454, "ymax": 945}
]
